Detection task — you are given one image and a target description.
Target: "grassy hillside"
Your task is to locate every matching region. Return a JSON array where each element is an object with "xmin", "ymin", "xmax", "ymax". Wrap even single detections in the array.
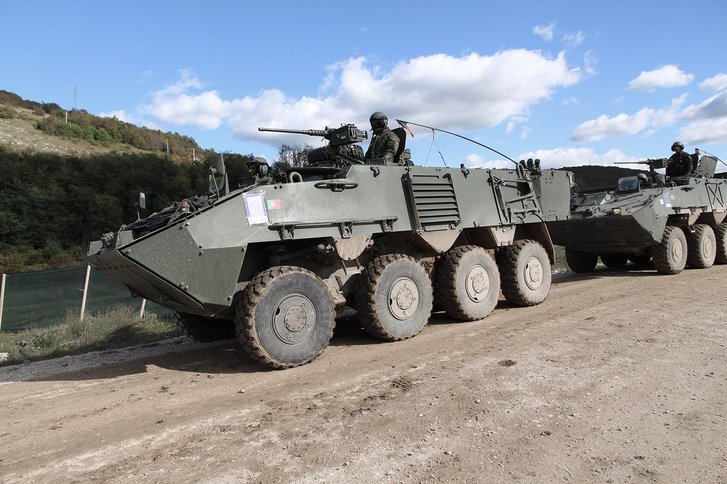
[{"xmin": 0, "ymin": 90, "xmax": 211, "ymax": 161}]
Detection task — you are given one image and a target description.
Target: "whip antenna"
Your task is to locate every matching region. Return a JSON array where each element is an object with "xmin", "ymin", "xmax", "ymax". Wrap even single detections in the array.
[{"xmin": 396, "ymin": 119, "xmax": 518, "ymax": 166}]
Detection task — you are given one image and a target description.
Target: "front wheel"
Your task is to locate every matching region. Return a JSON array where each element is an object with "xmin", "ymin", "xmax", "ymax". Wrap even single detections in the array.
[
  {"xmin": 356, "ymin": 254, "xmax": 433, "ymax": 341},
  {"xmin": 235, "ymin": 266, "xmax": 336, "ymax": 369},
  {"xmin": 653, "ymin": 226, "xmax": 687, "ymax": 275},
  {"xmin": 497, "ymin": 240, "xmax": 551, "ymax": 306}
]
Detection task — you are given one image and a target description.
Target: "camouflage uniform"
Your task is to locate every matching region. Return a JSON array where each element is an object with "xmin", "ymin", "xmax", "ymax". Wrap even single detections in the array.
[
  {"xmin": 666, "ymin": 150, "xmax": 693, "ymax": 177},
  {"xmin": 365, "ymin": 127, "xmax": 399, "ymax": 164}
]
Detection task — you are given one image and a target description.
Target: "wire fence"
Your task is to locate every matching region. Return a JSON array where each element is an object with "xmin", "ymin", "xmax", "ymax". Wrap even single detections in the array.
[{"xmin": 0, "ymin": 265, "xmax": 170, "ymax": 332}]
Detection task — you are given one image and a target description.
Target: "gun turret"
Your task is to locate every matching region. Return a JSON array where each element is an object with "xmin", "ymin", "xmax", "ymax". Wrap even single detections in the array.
[
  {"xmin": 259, "ymin": 123, "xmax": 368, "ymax": 167},
  {"xmin": 259, "ymin": 124, "xmax": 367, "ymax": 147},
  {"xmin": 613, "ymin": 158, "xmax": 668, "ymax": 169},
  {"xmin": 614, "ymin": 158, "xmax": 668, "ymax": 186}
]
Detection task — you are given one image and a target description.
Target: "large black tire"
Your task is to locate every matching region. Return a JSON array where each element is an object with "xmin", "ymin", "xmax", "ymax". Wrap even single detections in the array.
[
  {"xmin": 173, "ymin": 312, "xmax": 236, "ymax": 342},
  {"xmin": 356, "ymin": 254, "xmax": 433, "ymax": 341},
  {"xmin": 715, "ymin": 223, "xmax": 727, "ymax": 264},
  {"xmin": 434, "ymin": 245, "xmax": 500, "ymax": 321},
  {"xmin": 497, "ymin": 240, "xmax": 551, "ymax": 306},
  {"xmin": 235, "ymin": 266, "xmax": 335, "ymax": 369},
  {"xmin": 686, "ymin": 224, "xmax": 716, "ymax": 269},
  {"xmin": 600, "ymin": 254, "xmax": 629, "ymax": 269},
  {"xmin": 565, "ymin": 248, "xmax": 598, "ymax": 273},
  {"xmin": 653, "ymin": 226, "xmax": 687, "ymax": 275}
]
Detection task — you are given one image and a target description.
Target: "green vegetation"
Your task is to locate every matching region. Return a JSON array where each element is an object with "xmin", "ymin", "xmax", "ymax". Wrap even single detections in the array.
[
  {"xmin": 0, "ymin": 146, "xmax": 257, "ymax": 272},
  {"xmin": 1, "ymin": 89, "xmax": 209, "ymax": 161},
  {"xmin": 0, "ymin": 306, "xmax": 182, "ymax": 367}
]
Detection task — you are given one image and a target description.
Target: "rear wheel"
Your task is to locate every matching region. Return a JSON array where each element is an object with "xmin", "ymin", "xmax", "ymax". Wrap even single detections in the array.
[
  {"xmin": 565, "ymin": 248, "xmax": 598, "ymax": 273},
  {"xmin": 434, "ymin": 245, "xmax": 500, "ymax": 321},
  {"xmin": 600, "ymin": 254, "xmax": 629, "ymax": 269},
  {"xmin": 174, "ymin": 312, "xmax": 236, "ymax": 342},
  {"xmin": 235, "ymin": 266, "xmax": 335, "ymax": 369},
  {"xmin": 714, "ymin": 223, "xmax": 727, "ymax": 264},
  {"xmin": 356, "ymin": 254, "xmax": 433, "ymax": 341},
  {"xmin": 686, "ymin": 224, "xmax": 716, "ymax": 269},
  {"xmin": 653, "ymin": 226, "xmax": 687, "ymax": 275},
  {"xmin": 497, "ymin": 240, "xmax": 551, "ymax": 306}
]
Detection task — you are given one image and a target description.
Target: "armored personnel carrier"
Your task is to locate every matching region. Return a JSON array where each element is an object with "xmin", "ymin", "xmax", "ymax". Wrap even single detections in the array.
[
  {"xmin": 87, "ymin": 123, "xmax": 572, "ymax": 369},
  {"xmin": 547, "ymin": 155, "xmax": 727, "ymax": 275}
]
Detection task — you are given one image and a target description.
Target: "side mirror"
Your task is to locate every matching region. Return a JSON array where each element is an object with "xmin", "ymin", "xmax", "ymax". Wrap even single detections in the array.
[
  {"xmin": 208, "ymin": 154, "xmax": 229, "ymax": 197},
  {"xmin": 135, "ymin": 192, "xmax": 146, "ymax": 220}
]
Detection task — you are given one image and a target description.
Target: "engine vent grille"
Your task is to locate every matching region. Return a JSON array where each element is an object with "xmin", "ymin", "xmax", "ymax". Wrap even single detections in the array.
[{"xmin": 403, "ymin": 172, "xmax": 461, "ymax": 231}]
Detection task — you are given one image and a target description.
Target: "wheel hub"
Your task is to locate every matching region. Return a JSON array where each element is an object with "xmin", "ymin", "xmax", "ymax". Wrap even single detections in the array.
[
  {"xmin": 703, "ymin": 236, "xmax": 714, "ymax": 258},
  {"xmin": 389, "ymin": 277, "xmax": 419, "ymax": 320},
  {"xmin": 272, "ymin": 294, "xmax": 315, "ymax": 345},
  {"xmin": 524, "ymin": 256, "xmax": 543, "ymax": 290},
  {"xmin": 465, "ymin": 264, "xmax": 490, "ymax": 302},
  {"xmin": 672, "ymin": 238, "xmax": 684, "ymax": 261}
]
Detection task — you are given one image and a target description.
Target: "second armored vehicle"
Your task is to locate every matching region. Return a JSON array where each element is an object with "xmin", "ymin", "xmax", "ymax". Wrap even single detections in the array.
[{"xmin": 547, "ymin": 155, "xmax": 727, "ymax": 274}]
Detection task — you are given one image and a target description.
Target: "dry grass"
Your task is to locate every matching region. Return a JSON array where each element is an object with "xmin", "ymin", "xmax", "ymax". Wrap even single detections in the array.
[{"xmin": 0, "ymin": 306, "xmax": 181, "ymax": 367}]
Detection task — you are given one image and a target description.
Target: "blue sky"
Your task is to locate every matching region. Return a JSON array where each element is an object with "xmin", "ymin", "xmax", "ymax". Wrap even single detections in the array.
[{"xmin": 2, "ymin": 0, "xmax": 726, "ymax": 169}]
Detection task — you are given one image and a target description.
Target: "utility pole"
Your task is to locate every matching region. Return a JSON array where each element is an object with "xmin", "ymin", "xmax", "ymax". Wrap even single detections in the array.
[
  {"xmin": 165, "ymin": 139, "xmax": 170, "ymax": 159},
  {"xmin": 73, "ymin": 85, "xmax": 78, "ymax": 111}
]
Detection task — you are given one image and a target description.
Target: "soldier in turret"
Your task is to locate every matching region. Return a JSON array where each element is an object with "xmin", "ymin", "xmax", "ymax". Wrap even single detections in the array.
[
  {"xmin": 666, "ymin": 141, "xmax": 693, "ymax": 177},
  {"xmin": 247, "ymin": 156, "xmax": 270, "ymax": 182},
  {"xmin": 364, "ymin": 112, "xmax": 399, "ymax": 165}
]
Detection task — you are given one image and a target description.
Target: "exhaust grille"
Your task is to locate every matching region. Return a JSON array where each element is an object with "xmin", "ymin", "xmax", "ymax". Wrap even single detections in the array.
[{"xmin": 403, "ymin": 172, "xmax": 461, "ymax": 231}]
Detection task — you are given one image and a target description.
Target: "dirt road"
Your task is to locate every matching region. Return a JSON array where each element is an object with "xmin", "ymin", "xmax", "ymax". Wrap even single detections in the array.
[{"xmin": 1, "ymin": 265, "xmax": 726, "ymax": 483}]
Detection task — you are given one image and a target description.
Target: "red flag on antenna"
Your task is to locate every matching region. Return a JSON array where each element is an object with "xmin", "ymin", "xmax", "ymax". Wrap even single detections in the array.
[{"xmin": 396, "ymin": 119, "xmax": 415, "ymax": 138}]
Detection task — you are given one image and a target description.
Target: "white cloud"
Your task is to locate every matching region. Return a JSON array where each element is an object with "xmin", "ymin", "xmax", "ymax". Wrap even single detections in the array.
[
  {"xmin": 628, "ymin": 65, "xmax": 694, "ymax": 91},
  {"xmin": 571, "ymin": 108, "xmax": 654, "ymax": 142},
  {"xmin": 582, "ymin": 51, "xmax": 597, "ymax": 76},
  {"xmin": 700, "ymin": 73, "xmax": 727, "ymax": 92},
  {"xmin": 533, "ymin": 23, "xmax": 556, "ymax": 41},
  {"xmin": 571, "ymin": 91, "xmax": 727, "ymax": 144},
  {"xmin": 518, "ymin": 147, "xmax": 634, "ymax": 168},
  {"xmin": 678, "ymin": 92, "xmax": 727, "ymax": 144},
  {"xmin": 679, "ymin": 117, "xmax": 727, "ymax": 144},
  {"xmin": 140, "ymin": 51, "xmax": 581, "ymax": 147},
  {"xmin": 462, "ymin": 153, "xmax": 511, "ymax": 169},
  {"xmin": 562, "ymin": 31, "xmax": 584, "ymax": 46}
]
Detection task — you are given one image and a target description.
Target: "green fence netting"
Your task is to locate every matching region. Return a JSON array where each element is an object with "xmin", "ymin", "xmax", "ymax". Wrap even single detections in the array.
[{"xmin": 0, "ymin": 265, "xmax": 170, "ymax": 332}]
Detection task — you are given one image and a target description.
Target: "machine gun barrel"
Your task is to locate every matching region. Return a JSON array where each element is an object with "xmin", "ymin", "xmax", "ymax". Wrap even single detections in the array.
[
  {"xmin": 259, "ymin": 124, "xmax": 367, "ymax": 147},
  {"xmin": 614, "ymin": 158, "xmax": 668, "ymax": 168},
  {"xmin": 258, "ymin": 127, "xmax": 328, "ymax": 137}
]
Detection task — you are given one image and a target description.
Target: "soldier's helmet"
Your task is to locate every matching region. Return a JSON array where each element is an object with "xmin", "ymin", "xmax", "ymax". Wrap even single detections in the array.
[
  {"xmin": 369, "ymin": 111, "xmax": 388, "ymax": 134},
  {"xmin": 248, "ymin": 156, "xmax": 270, "ymax": 175},
  {"xmin": 671, "ymin": 141, "xmax": 684, "ymax": 151}
]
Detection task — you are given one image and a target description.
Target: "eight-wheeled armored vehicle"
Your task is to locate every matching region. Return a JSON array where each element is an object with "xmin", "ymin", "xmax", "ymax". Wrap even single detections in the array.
[
  {"xmin": 547, "ymin": 155, "xmax": 727, "ymax": 274},
  {"xmin": 87, "ymin": 123, "xmax": 572, "ymax": 369}
]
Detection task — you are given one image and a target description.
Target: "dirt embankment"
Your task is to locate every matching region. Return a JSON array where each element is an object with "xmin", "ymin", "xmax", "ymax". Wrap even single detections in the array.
[{"xmin": 1, "ymin": 266, "xmax": 726, "ymax": 483}]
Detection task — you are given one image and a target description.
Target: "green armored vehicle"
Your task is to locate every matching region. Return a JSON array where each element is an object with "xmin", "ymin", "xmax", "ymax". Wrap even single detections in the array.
[
  {"xmin": 547, "ymin": 155, "xmax": 727, "ymax": 275},
  {"xmin": 87, "ymin": 122, "xmax": 572, "ymax": 369}
]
